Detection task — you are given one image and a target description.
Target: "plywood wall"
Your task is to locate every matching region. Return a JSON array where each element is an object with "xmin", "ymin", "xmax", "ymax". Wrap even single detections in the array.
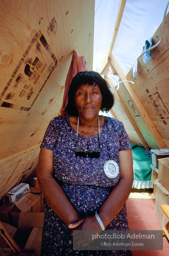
[
  {"xmin": 112, "ymin": 94, "xmax": 143, "ymax": 146},
  {"xmin": 106, "ymin": 77, "xmax": 144, "ymax": 146},
  {"xmin": 127, "ymin": 12, "xmax": 169, "ymax": 148},
  {"xmin": 0, "ymin": 0, "xmax": 94, "ymax": 198},
  {"xmin": 116, "ymin": 81, "xmax": 159, "ymax": 149},
  {"xmin": 105, "ymin": 13, "xmax": 169, "ymax": 150}
]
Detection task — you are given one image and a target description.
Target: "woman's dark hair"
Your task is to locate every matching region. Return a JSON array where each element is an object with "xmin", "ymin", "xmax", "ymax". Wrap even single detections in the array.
[{"xmin": 65, "ymin": 71, "xmax": 114, "ymax": 116}]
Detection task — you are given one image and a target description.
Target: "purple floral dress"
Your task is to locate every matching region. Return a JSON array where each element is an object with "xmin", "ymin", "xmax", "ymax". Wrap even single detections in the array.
[{"xmin": 40, "ymin": 115, "xmax": 132, "ymax": 256}]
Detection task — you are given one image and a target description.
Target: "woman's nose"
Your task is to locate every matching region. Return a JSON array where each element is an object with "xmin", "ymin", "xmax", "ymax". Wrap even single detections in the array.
[{"xmin": 85, "ymin": 92, "xmax": 92, "ymax": 102}]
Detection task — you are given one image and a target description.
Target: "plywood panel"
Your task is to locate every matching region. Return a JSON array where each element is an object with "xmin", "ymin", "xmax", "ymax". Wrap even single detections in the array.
[
  {"xmin": 0, "ymin": 147, "xmax": 40, "ymax": 198},
  {"xmin": 118, "ymin": 83, "xmax": 159, "ymax": 148},
  {"xmin": 106, "ymin": 77, "xmax": 144, "ymax": 146},
  {"xmin": 0, "ymin": 0, "xmax": 94, "ymax": 198},
  {"xmin": 112, "ymin": 88, "xmax": 143, "ymax": 146},
  {"xmin": 127, "ymin": 13, "xmax": 169, "ymax": 148}
]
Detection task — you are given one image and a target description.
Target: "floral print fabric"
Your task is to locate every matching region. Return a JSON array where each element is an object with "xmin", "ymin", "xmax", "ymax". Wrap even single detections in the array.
[{"xmin": 40, "ymin": 115, "xmax": 132, "ymax": 256}]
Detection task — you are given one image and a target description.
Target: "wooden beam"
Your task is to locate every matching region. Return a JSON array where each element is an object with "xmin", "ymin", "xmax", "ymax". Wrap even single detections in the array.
[
  {"xmin": 101, "ymin": 58, "xmax": 117, "ymax": 78},
  {"xmin": 108, "ymin": 0, "xmax": 126, "ymax": 56},
  {"xmin": 110, "ymin": 54, "xmax": 167, "ymax": 148},
  {"xmin": 103, "ymin": 71, "xmax": 118, "ymax": 120},
  {"xmin": 161, "ymin": 205, "xmax": 169, "ymax": 219},
  {"xmin": 106, "ymin": 76, "xmax": 149, "ymax": 149},
  {"xmin": 101, "ymin": 0, "xmax": 126, "ymax": 75},
  {"xmin": 0, "ymin": 221, "xmax": 21, "ymax": 253},
  {"xmin": 101, "ymin": 61, "xmax": 110, "ymax": 76},
  {"xmin": 161, "ymin": 205, "xmax": 169, "ymax": 240},
  {"xmin": 110, "ymin": 108, "xmax": 118, "ymax": 120}
]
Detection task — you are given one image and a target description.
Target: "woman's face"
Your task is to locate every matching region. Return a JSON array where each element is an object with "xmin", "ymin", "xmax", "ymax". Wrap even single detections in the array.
[{"xmin": 74, "ymin": 83, "xmax": 102, "ymax": 120}]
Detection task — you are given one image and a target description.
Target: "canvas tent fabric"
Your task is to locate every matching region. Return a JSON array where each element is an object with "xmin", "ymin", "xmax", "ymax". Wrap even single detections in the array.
[{"xmin": 93, "ymin": 0, "xmax": 169, "ymax": 74}]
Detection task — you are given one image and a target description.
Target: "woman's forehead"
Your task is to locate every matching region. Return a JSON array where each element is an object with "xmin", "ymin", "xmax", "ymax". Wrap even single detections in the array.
[{"xmin": 76, "ymin": 83, "xmax": 100, "ymax": 90}]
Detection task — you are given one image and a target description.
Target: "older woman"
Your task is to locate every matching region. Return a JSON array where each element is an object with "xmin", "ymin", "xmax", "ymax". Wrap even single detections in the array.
[{"xmin": 37, "ymin": 71, "xmax": 133, "ymax": 255}]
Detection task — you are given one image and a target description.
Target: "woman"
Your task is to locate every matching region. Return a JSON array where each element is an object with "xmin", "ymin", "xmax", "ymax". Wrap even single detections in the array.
[{"xmin": 37, "ymin": 71, "xmax": 133, "ymax": 255}]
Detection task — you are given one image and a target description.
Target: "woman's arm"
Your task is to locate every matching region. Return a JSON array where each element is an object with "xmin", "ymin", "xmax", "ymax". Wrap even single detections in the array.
[
  {"xmin": 98, "ymin": 148, "xmax": 133, "ymax": 227},
  {"xmin": 37, "ymin": 148, "xmax": 83, "ymax": 226},
  {"xmin": 70, "ymin": 148, "xmax": 133, "ymax": 230}
]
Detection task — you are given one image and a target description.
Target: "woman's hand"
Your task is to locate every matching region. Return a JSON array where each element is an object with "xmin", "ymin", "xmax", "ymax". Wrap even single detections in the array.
[
  {"xmin": 69, "ymin": 215, "xmax": 102, "ymax": 231},
  {"xmin": 69, "ymin": 215, "xmax": 102, "ymax": 247},
  {"xmin": 68, "ymin": 218, "xmax": 85, "ymax": 229},
  {"xmin": 68, "ymin": 215, "xmax": 102, "ymax": 237}
]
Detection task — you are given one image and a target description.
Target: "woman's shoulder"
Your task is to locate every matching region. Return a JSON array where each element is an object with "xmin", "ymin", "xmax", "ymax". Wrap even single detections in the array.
[
  {"xmin": 49, "ymin": 115, "xmax": 68, "ymax": 128},
  {"xmin": 51, "ymin": 115, "xmax": 68, "ymax": 121},
  {"xmin": 104, "ymin": 116, "xmax": 123, "ymax": 129}
]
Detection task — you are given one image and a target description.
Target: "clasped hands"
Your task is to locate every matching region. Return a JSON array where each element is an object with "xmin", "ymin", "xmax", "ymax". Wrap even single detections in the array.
[{"xmin": 68, "ymin": 215, "xmax": 102, "ymax": 247}]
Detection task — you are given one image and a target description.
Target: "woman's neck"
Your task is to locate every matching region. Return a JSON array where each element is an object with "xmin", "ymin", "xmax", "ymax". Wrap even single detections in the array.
[
  {"xmin": 78, "ymin": 115, "xmax": 99, "ymax": 129},
  {"xmin": 69, "ymin": 115, "xmax": 104, "ymax": 137},
  {"xmin": 78, "ymin": 115, "xmax": 99, "ymax": 137}
]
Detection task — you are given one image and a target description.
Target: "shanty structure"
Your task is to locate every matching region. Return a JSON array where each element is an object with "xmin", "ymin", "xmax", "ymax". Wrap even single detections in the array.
[
  {"xmin": 0, "ymin": 1, "xmax": 169, "ymax": 247},
  {"xmin": 1, "ymin": 0, "xmax": 169, "ymax": 253}
]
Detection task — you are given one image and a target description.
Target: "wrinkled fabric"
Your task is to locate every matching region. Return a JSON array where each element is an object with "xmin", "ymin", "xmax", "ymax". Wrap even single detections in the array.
[
  {"xmin": 142, "ymin": 38, "xmax": 152, "ymax": 63},
  {"xmin": 60, "ymin": 50, "xmax": 87, "ymax": 116}
]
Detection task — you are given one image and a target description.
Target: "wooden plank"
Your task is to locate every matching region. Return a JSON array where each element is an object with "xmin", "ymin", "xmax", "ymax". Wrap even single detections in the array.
[
  {"xmin": 0, "ymin": 144, "xmax": 40, "ymax": 164},
  {"xmin": 163, "ymin": 226, "xmax": 169, "ymax": 240},
  {"xmin": 108, "ymin": 0, "xmax": 126, "ymax": 56},
  {"xmin": 161, "ymin": 204, "xmax": 169, "ymax": 219},
  {"xmin": 110, "ymin": 54, "xmax": 167, "ymax": 148},
  {"xmin": 0, "ymin": 147, "xmax": 40, "ymax": 199},
  {"xmin": 0, "ymin": 0, "xmax": 94, "ymax": 158},
  {"xmin": 105, "ymin": 67, "xmax": 158, "ymax": 148},
  {"xmin": 112, "ymin": 100, "xmax": 143, "ymax": 146},
  {"xmin": 126, "ymin": 14, "xmax": 169, "ymax": 149},
  {"xmin": 127, "ymin": 57, "xmax": 169, "ymax": 142},
  {"xmin": 101, "ymin": 0, "xmax": 126, "ymax": 74},
  {"xmin": 101, "ymin": 61, "xmax": 110, "ymax": 76},
  {"xmin": 106, "ymin": 76, "xmax": 149, "ymax": 148},
  {"xmin": 117, "ymin": 80, "xmax": 159, "ymax": 148},
  {"xmin": 104, "ymin": 71, "xmax": 144, "ymax": 146},
  {"xmin": 0, "ymin": 0, "xmax": 94, "ymax": 198},
  {"xmin": 0, "ymin": 221, "xmax": 21, "ymax": 253}
]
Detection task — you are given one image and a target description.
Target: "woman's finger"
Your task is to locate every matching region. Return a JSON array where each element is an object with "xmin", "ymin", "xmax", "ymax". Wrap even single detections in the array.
[{"xmin": 68, "ymin": 218, "xmax": 84, "ymax": 229}]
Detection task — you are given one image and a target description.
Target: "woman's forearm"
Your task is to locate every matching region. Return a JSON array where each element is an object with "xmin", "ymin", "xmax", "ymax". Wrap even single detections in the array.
[
  {"xmin": 98, "ymin": 176, "xmax": 133, "ymax": 227},
  {"xmin": 69, "ymin": 176, "xmax": 133, "ymax": 231},
  {"xmin": 38, "ymin": 175, "xmax": 81, "ymax": 225},
  {"xmin": 37, "ymin": 148, "xmax": 81, "ymax": 225},
  {"xmin": 98, "ymin": 149, "xmax": 133, "ymax": 228}
]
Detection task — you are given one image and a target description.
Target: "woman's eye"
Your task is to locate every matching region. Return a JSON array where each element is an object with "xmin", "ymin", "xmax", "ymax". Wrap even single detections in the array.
[
  {"xmin": 93, "ymin": 90, "xmax": 99, "ymax": 94},
  {"xmin": 77, "ymin": 91, "xmax": 85, "ymax": 96}
]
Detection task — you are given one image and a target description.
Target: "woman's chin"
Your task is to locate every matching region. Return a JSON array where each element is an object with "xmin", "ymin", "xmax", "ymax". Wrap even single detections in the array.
[{"xmin": 79, "ymin": 111, "xmax": 99, "ymax": 120}]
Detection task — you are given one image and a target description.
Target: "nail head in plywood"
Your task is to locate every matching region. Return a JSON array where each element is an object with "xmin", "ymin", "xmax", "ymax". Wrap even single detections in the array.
[{"xmin": 0, "ymin": 52, "xmax": 12, "ymax": 65}]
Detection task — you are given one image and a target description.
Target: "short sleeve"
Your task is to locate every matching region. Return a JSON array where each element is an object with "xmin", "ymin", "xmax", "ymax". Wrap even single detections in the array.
[
  {"xmin": 40, "ymin": 119, "xmax": 59, "ymax": 151},
  {"xmin": 118, "ymin": 122, "xmax": 131, "ymax": 151}
]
